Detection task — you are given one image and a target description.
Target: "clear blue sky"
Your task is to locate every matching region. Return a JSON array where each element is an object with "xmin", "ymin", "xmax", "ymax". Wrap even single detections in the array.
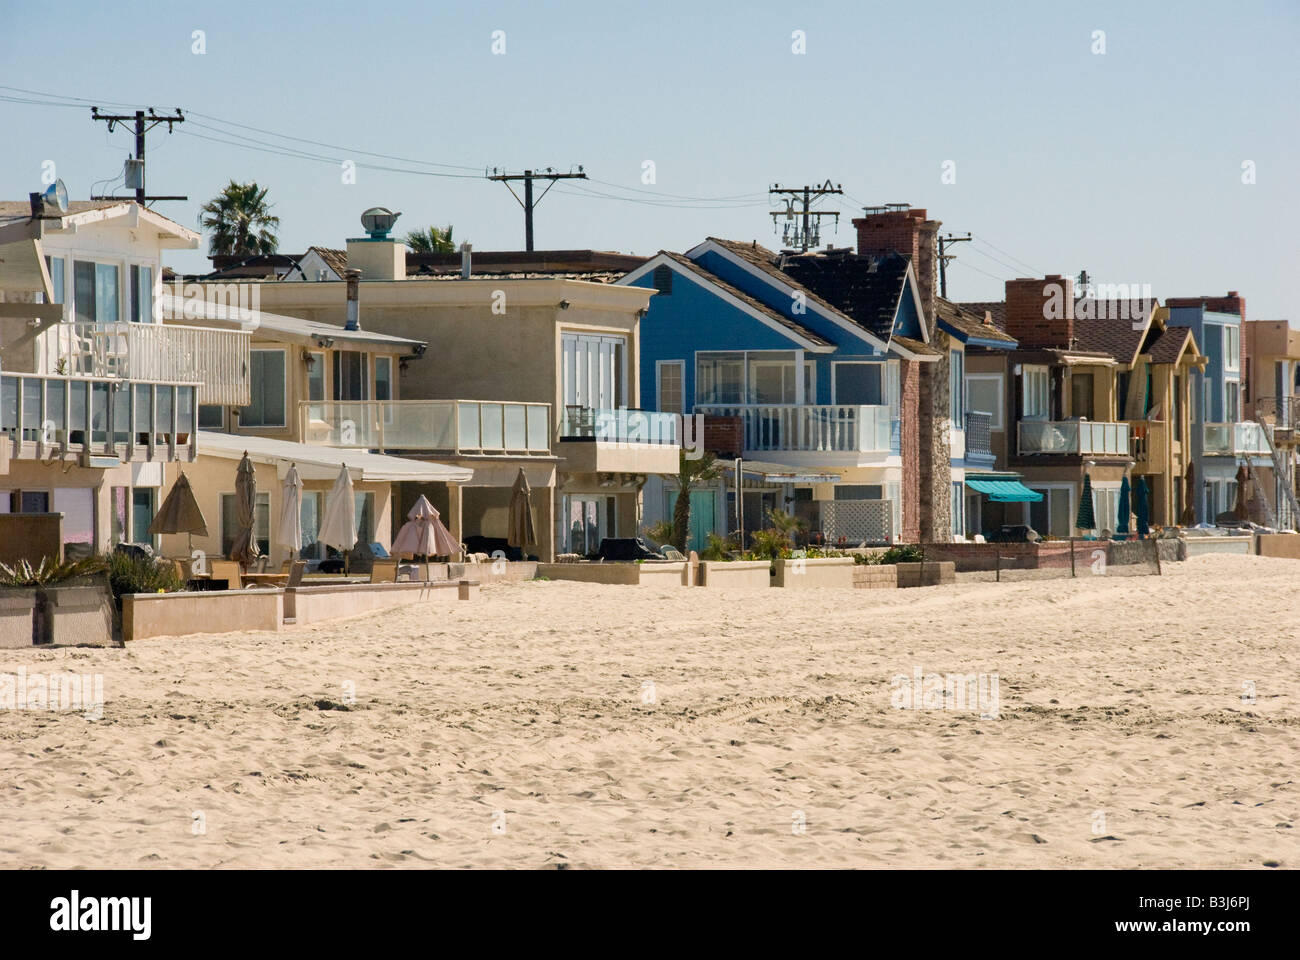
[{"xmin": 3, "ymin": 0, "xmax": 1297, "ymax": 317}]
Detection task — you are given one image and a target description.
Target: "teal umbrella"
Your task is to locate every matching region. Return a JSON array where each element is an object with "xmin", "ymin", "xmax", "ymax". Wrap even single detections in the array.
[
  {"xmin": 1134, "ymin": 476, "xmax": 1151, "ymax": 537},
  {"xmin": 1076, "ymin": 472, "xmax": 1096, "ymax": 532},
  {"xmin": 1117, "ymin": 476, "xmax": 1131, "ymax": 539}
]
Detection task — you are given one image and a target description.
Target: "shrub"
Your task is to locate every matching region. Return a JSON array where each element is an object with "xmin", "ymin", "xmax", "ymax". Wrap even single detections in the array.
[
  {"xmin": 878, "ymin": 544, "xmax": 926, "ymax": 565},
  {"xmin": 644, "ymin": 520, "xmax": 674, "ymax": 547},
  {"xmin": 0, "ymin": 555, "xmax": 106, "ymax": 586},
  {"xmin": 700, "ymin": 532, "xmax": 738, "ymax": 561},
  {"xmin": 106, "ymin": 551, "xmax": 183, "ymax": 599}
]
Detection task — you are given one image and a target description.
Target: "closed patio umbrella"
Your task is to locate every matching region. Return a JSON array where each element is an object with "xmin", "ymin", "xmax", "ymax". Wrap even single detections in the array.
[
  {"xmin": 147, "ymin": 470, "xmax": 207, "ymax": 553},
  {"xmin": 1134, "ymin": 476, "xmax": 1151, "ymax": 537},
  {"xmin": 278, "ymin": 463, "xmax": 304, "ymax": 561},
  {"xmin": 319, "ymin": 463, "xmax": 357, "ymax": 555},
  {"xmin": 392, "ymin": 495, "xmax": 459, "ymax": 559},
  {"xmin": 507, "ymin": 467, "xmax": 536, "ymax": 550},
  {"xmin": 1232, "ymin": 463, "xmax": 1249, "ymax": 521},
  {"xmin": 1076, "ymin": 471, "xmax": 1096, "ymax": 533},
  {"xmin": 1116, "ymin": 475, "xmax": 1131, "ymax": 538},
  {"xmin": 228, "ymin": 452, "xmax": 260, "ymax": 565},
  {"xmin": 1179, "ymin": 461, "xmax": 1196, "ymax": 526}
]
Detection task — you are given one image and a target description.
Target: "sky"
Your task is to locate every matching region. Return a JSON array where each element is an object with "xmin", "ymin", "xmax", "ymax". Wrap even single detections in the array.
[{"xmin": 2, "ymin": 0, "xmax": 1297, "ymax": 317}]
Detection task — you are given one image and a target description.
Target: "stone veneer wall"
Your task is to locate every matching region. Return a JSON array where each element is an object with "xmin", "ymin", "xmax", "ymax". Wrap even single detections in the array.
[{"xmin": 918, "ymin": 333, "xmax": 953, "ymax": 543}]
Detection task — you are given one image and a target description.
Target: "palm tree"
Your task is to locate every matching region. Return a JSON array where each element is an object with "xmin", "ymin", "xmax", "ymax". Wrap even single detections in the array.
[
  {"xmin": 671, "ymin": 450, "xmax": 722, "ymax": 552},
  {"xmin": 405, "ymin": 225, "xmax": 455, "ymax": 253},
  {"xmin": 198, "ymin": 181, "xmax": 280, "ymax": 257}
]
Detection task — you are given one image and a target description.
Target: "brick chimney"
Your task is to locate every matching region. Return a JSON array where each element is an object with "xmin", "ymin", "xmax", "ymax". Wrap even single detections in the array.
[
  {"xmin": 1004, "ymin": 275, "xmax": 1075, "ymax": 349},
  {"xmin": 1165, "ymin": 291, "xmax": 1245, "ymax": 319},
  {"xmin": 852, "ymin": 205, "xmax": 940, "ymax": 326}
]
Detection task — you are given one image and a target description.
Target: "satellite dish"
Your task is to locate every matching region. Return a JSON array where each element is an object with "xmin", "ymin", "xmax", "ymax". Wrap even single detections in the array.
[
  {"xmin": 38, "ymin": 179, "xmax": 68, "ymax": 215},
  {"xmin": 360, "ymin": 207, "xmax": 401, "ymax": 239}
]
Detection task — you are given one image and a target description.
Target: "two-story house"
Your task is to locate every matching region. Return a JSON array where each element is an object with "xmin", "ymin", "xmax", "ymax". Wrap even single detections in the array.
[
  {"xmin": 1243, "ymin": 318, "xmax": 1300, "ymax": 528},
  {"xmin": 220, "ymin": 216, "xmax": 677, "ymax": 561},
  {"xmin": 0, "ymin": 196, "xmax": 248, "ymax": 560}
]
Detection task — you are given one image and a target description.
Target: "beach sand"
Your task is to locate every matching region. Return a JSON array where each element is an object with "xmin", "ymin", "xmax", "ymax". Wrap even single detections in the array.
[{"xmin": 1, "ymin": 553, "xmax": 1296, "ymax": 869}]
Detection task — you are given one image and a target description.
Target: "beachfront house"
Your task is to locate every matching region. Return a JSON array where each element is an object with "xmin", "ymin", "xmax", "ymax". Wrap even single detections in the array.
[
  {"xmin": 1242, "ymin": 317, "xmax": 1300, "ymax": 528},
  {"xmin": 203, "ymin": 215, "xmax": 679, "ymax": 561},
  {"xmin": 0, "ymin": 196, "xmax": 249, "ymax": 561}
]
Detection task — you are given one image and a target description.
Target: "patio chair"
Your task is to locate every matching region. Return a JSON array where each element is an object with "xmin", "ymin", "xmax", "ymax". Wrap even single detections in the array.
[
  {"xmin": 370, "ymin": 559, "xmax": 398, "ymax": 583},
  {"xmin": 208, "ymin": 560, "xmax": 243, "ymax": 590}
]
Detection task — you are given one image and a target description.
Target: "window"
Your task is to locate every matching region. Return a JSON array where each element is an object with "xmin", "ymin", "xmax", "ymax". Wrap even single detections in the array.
[
  {"xmin": 657, "ymin": 360, "xmax": 684, "ymax": 414},
  {"xmin": 306, "ymin": 351, "xmax": 325, "ymax": 420},
  {"xmin": 1225, "ymin": 381, "xmax": 1240, "ymax": 422},
  {"xmin": 1092, "ymin": 485, "xmax": 1120, "ymax": 534},
  {"xmin": 1022, "ymin": 365, "xmax": 1049, "ymax": 419},
  {"xmin": 951, "ymin": 482, "xmax": 964, "ymax": 537},
  {"xmin": 652, "ymin": 264, "xmax": 672, "ymax": 296},
  {"xmin": 53, "ymin": 488, "xmax": 95, "ymax": 556},
  {"xmin": 697, "ymin": 351, "xmax": 814, "ymax": 406},
  {"xmin": 562, "ymin": 333, "xmax": 626, "ymax": 410},
  {"xmin": 221, "ymin": 491, "xmax": 271, "ymax": 556},
  {"xmin": 949, "ymin": 350, "xmax": 965, "ymax": 423},
  {"xmin": 835, "ymin": 484, "xmax": 883, "ymax": 501},
  {"xmin": 45, "ymin": 256, "xmax": 65, "ymax": 306},
  {"xmin": 129, "ymin": 265, "xmax": 153, "ymax": 323},
  {"xmin": 564, "ymin": 494, "xmax": 616, "ymax": 554},
  {"xmin": 299, "ymin": 491, "xmax": 323, "ymax": 559},
  {"xmin": 353, "ymin": 491, "xmax": 375, "ymax": 545},
  {"xmin": 334, "ymin": 350, "xmax": 369, "ymax": 401},
  {"xmin": 1224, "ymin": 326, "xmax": 1240, "ymax": 370},
  {"xmin": 3, "ymin": 490, "xmax": 50, "ymax": 513},
  {"xmin": 242, "ymin": 350, "xmax": 287, "ymax": 427},
  {"xmin": 198, "ymin": 405, "xmax": 224, "ymax": 429},
  {"xmin": 1172, "ymin": 373, "xmax": 1182, "ymax": 427},
  {"xmin": 131, "ymin": 488, "xmax": 155, "ymax": 545},
  {"xmin": 1070, "ymin": 372, "xmax": 1094, "ymax": 420},
  {"xmin": 110, "ymin": 486, "xmax": 128, "ymax": 546},
  {"xmin": 833, "ymin": 363, "xmax": 883, "ymax": 405},
  {"xmin": 696, "ymin": 352, "xmax": 744, "ymax": 405},
  {"xmin": 374, "ymin": 357, "xmax": 393, "ymax": 402},
  {"xmin": 965, "ymin": 374, "xmax": 1003, "ymax": 429},
  {"xmin": 1028, "ymin": 486, "xmax": 1072, "ymax": 538}
]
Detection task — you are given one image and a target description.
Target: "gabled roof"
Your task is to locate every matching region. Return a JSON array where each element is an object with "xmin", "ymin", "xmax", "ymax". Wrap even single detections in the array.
[
  {"xmin": 306, "ymin": 246, "xmax": 348, "ymax": 278},
  {"xmin": 705, "ymin": 238, "xmax": 859, "ymax": 326},
  {"xmin": 656, "ymin": 251, "xmax": 833, "ymax": 348},
  {"xmin": 1144, "ymin": 324, "xmax": 1202, "ymax": 365},
  {"xmin": 935, "ymin": 298, "xmax": 1017, "ymax": 348},
  {"xmin": 1072, "ymin": 299, "xmax": 1158, "ymax": 366},
  {"xmin": 778, "ymin": 250, "xmax": 913, "ymax": 342}
]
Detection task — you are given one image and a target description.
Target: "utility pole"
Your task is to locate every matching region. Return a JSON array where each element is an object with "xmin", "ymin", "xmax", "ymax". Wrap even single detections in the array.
[
  {"xmin": 1077, "ymin": 269, "xmax": 1091, "ymax": 298},
  {"xmin": 937, "ymin": 232, "xmax": 971, "ymax": 299},
  {"xmin": 769, "ymin": 180, "xmax": 842, "ymax": 252},
  {"xmin": 89, "ymin": 107, "xmax": 187, "ymax": 203},
  {"xmin": 487, "ymin": 167, "xmax": 587, "ymax": 251}
]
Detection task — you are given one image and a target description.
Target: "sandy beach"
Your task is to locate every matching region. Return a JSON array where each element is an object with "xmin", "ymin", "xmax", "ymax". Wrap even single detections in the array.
[{"xmin": 1, "ymin": 553, "xmax": 1296, "ymax": 869}]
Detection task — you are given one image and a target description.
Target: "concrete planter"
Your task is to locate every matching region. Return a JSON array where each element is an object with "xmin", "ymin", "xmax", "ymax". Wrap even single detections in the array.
[
  {"xmin": 852, "ymin": 564, "xmax": 899, "ymax": 590},
  {"xmin": 535, "ymin": 561, "xmax": 689, "ymax": 586},
  {"xmin": 896, "ymin": 561, "xmax": 956, "ymax": 588},
  {"xmin": 0, "ymin": 588, "xmax": 36, "ymax": 648},
  {"xmin": 34, "ymin": 582, "xmax": 115, "ymax": 646},
  {"xmin": 697, "ymin": 559, "xmax": 771, "ymax": 589},
  {"xmin": 772, "ymin": 556, "xmax": 856, "ymax": 588}
]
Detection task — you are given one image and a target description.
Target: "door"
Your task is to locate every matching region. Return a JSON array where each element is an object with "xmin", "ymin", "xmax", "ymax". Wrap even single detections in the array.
[{"xmin": 688, "ymin": 489, "xmax": 715, "ymax": 553}]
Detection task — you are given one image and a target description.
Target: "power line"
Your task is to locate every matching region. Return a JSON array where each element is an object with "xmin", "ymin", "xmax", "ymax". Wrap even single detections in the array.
[
  {"xmin": 971, "ymin": 235, "xmax": 1043, "ymax": 276},
  {"xmin": 488, "ymin": 168, "xmax": 589, "ymax": 251},
  {"xmin": 89, "ymin": 107, "xmax": 187, "ymax": 203},
  {"xmin": 769, "ymin": 180, "xmax": 843, "ymax": 252}
]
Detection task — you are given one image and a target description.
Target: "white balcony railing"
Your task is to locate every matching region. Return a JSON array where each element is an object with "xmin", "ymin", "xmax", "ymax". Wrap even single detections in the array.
[
  {"xmin": 301, "ymin": 399, "xmax": 551, "ymax": 456},
  {"xmin": 1203, "ymin": 421, "xmax": 1269, "ymax": 456},
  {"xmin": 40, "ymin": 322, "xmax": 250, "ymax": 407},
  {"xmin": 1018, "ymin": 420, "xmax": 1129, "ymax": 456},
  {"xmin": 696, "ymin": 403, "xmax": 894, "ymax": 453}
]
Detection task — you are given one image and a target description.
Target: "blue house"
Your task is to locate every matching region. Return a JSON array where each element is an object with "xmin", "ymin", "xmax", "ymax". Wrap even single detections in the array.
[
  {"xmin": 1166, "ymin": 293, "xmax": 1264, "ymax": 522},
  {"xmin": 618, "ymin": 237, "xmax": 1012, "ymax": 547}
]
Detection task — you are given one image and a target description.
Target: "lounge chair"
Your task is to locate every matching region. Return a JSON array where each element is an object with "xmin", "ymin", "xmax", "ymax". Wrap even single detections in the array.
[{"xmin": 370, "ymin": 559, "xmax": 398, "ymax": 583}]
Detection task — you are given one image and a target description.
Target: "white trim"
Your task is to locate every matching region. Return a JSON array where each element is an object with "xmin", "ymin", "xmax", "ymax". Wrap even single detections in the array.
[
  {"xmin": 682, "ymin": 240, "xmax": 890, "ymax": 354},
  {"xmin": 619, "ymin": 252, "xmax": 834, "ymax": 353},
  {"xmin": 899, "ymin": 259, "xmax": 931, "ymax": 343}
]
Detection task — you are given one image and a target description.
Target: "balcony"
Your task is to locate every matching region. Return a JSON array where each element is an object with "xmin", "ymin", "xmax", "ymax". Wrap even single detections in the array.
[
  {"xmin": 300, "ymin": 400, "xmax": 551, "ymax": 456},
  {"xmin": 40, "ymin": 322, "xmax": 250, "ymax": 406},
  {"xmin": 556, "ymin": 406, "xmax": 680, "ymax": 475},
  {"xmin": 1204, "ymin": 422, "xmax": 1269, "ymax": 456},
  {"xmin": 1017, "ymin": 420, "xmax": 1130, "ymax": 457},
  {"xmin": 1, "ymin": 372, "xmax": 198, "ymax": 464},
  {"xmin": 964, "ymin": 410, "xmax": 995, "ymax": 467},
  {"xmin": 694, "ymin": 404, "xmax": 896, "ymax": 461}
]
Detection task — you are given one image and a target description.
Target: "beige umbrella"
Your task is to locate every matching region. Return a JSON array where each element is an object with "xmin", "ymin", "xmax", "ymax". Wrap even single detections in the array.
[
  {"xmin": 392, "ymin": 495, "xmax": 459, "ymax": 559},
  {"xmin": 507, "ymin": 468, "xmax": 535, "ymax": 550},
  {"xmin": 147, "ymin": 470, "xmax": 208, "ymax": 552},
  {"xmin": 228, "ymin": 452, "xmax": 260, "ymax": 565},
  {"xmin": 278, "ymin": 463, "xmax": 304, "ymax": 561},
  {"xmin": 319, "ymin": 463, "xmax": 357, "ymax": 555}
]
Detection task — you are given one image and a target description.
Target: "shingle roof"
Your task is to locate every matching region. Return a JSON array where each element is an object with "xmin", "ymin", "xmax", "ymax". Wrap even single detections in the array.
[
  {"xmin": 890, "ymin": 335, "xmax": 941, "ymax": 357},
  {"xmin": 776, "ymin": 250, "xmax": 914, "ymax": 342},
  {"xmin": 307, "ymin": 246, "xmax": 348, "ymax": 277},
  {"xmin": 656, "ymin": 251, "xmax": 830, "ymax": 347},
  {"xmin": 704, "ymin": 238, "xmax": 864, "ymax": 329},
  {"xmin": 1073, "ymin": 316, "xmax": 1148, "ymax": 365},
  {"xmin": 956, "ymin": 300, "xmax": 1007, "ymax": 331},
  {"xmin": 935, "ymin": 298, "xmax": 1017, "ymax": 345},
  {"xmin": 1144, "ymin": 325, "xmax": 1195, "ymax": 364}
]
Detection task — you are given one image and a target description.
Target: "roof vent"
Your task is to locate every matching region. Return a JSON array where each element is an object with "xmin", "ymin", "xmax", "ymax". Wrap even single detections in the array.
[{"xmin": 360, "ymin": 207, "xmax": 401, "ymax": 239}]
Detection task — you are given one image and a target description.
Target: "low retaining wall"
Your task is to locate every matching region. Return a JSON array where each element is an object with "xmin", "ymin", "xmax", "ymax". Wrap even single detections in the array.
[
  {"xmin": 0, "ymin": 590, "xmax": 35, "ymax": 648},
  {"xmin": 285, "ymin": 579, "xmax": 476, "ymax": 625},
  {"xmin": 922, "ymin": 541, "xmax": 1075, "ymax": 572},
  {"xmin": 123, "ymin": 589, "xmax": 284, "ymax": 642},
  {"xmin": 424, "ymin": 561, "xmax": 538, "ymax": 583},
  {"xmin": 536, "ymin": 562, "xmax": 689, "ymax": 586},
  {"xmin": 1183, "ymin": 536, "xmax": 1252, "ymax": 558},
  {"xmin": 853, "ymin": 564, "xmax": 898, "ymax": 589},
  {"xmin": 772, "ymin": 557, "xmax": 855, "ymax": 588},
  {"xmin": 896, "ymin": 561, "xmax": 956, "ymax": 587},
  {"xmin": 698, "ymin": 560, "xmax": 771, "ymax": 589},
  {"xmin": 1255, "ymin": 533, "xmax": 1300, "ymax": 559}
]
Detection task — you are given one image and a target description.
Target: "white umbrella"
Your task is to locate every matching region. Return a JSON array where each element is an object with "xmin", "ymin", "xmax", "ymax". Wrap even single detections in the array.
[
  {"xmin": 319, "ymin": 463, "xmax": 357, "ymax": 554},
  {"xmin": 392, "ymin": 494, "xmax": 459, "ymax": 559},
  {"xmin": 278, "ymin": 463, "xmax": 304, "ymax": 561}
]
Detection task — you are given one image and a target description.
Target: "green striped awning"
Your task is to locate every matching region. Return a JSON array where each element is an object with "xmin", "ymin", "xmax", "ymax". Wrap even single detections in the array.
[{"xmin": 965, "ymin": 478, "xmax": 1044, "ymax": 503}]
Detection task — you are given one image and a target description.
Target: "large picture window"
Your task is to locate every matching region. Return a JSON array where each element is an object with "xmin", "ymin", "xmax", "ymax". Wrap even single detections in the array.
[
  {"xmin": 562, "ymin": 333, "xmax": 626, "ymax": 409},
  {"xmin": 1022, "ymin": 365, "xmax": 1050, "ymax": 419},
  {"xmin": 832, "ymin": 362, "xmax": 883, "ymax": 405},
  {"xmin": 697, "ymin": 350, "xmax": 815, "ymax": 406},
  {"xmin": 242, "ymin": 350, "xmax": 287, "ymax": 427}
]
